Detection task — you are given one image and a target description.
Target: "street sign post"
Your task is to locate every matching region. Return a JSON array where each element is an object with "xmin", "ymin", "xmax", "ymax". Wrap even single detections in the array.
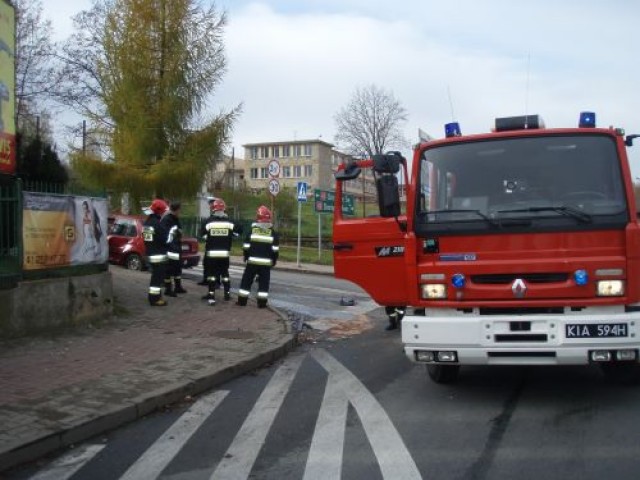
[
  {"xmin": 268, "ymin": 178, "xmax": 280, "ymax": 197},
  {"xmin": 314, "ymin": 189, "xmax": 355, "ymax": 215},
  {"xmin": 267, "ymin": 159, "xmax": 281, "ymax": 178},
  {"xmin": 296, "ymin": 182, "xmax": 308, "ymax": 266}
]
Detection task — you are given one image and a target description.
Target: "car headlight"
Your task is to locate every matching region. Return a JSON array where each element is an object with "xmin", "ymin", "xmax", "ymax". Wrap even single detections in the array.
[
  {"xmin": 597, "ymin": 280, "xmax": 624, "ymax": 296},
  {"xmin": 421, "ymin": 284, "xmax": 447, "ymax": 300}
]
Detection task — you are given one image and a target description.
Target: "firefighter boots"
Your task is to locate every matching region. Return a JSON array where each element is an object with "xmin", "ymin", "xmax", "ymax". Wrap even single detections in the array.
[
  {"xmin": 236, "ymin": 297, "xmax": 247, "ymax": 307},
  {"xmin": 174, "ymin": 278, "xmax": 187, "ymax": 294},
  {"xmin": 164, "ymin": 280, "xmax": 177, "ymax": 297}
]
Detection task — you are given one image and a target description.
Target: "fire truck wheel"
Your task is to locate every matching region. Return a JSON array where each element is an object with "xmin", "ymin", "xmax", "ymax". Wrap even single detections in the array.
[
  {"xmin": 426, "ymin": 364, "xmax": 460, "ymax": 384},
  {"xmin": 600, "ymin": 363, "xmax": 640, "ymax": 386}
]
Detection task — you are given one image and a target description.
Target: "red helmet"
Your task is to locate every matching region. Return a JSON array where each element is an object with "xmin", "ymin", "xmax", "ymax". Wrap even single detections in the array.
[
  {"xmin": 211, "ymin": 198, "xmax": 226, "ymax": 212},
  {"xmin": 150, "ymin": 199, "xmax": 168, "ymax": 215},
  {"xmin": 256, "ymin": 205, "xmax": 272, "ymax": 222}
]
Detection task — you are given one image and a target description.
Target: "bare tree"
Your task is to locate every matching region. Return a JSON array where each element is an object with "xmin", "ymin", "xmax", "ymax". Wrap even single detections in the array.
[
  {"xmin": 14, "ymin": 0, "xmax": 60, "ymax": 125},
  {"xmin": 334, "ymin": 84, "xmax": 408, "ymax": 157}
]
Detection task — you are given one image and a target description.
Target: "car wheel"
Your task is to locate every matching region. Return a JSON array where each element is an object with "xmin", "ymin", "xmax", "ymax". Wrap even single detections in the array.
[
  {"xmin": 126, "ymin": 253, "xmax": 143, "ymax": 271},
  {"xmin": 426, "ymin": 364, "xmax": 460, "ymax": 384}
]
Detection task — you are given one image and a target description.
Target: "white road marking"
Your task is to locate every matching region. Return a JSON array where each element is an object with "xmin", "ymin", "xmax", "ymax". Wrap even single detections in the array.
[
  {"xmin": 119, "ymin": 390, "xmax": 229, "ymax": 480},
  {"xmin": 302, "ymin": 374, "xmax": 349, "ymax": 480},
  {"xmin": 29, "ymin": 444, "xmax": 105, "ymax": 480},
  {"xmin": 311, "ymin": 349, "xmax": 422, "ymax": 480},
  {"xmin": 210, "ymin": 354, "xmax": 306, "ymax": 480}
]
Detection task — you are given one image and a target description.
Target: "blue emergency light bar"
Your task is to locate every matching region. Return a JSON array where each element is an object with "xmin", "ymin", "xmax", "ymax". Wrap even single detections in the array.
[
  {"xmin": 579, "ymin": 111, "xmax": 596, "ymax": 128},
  {"xmin": 445, "ymin": 122, "xmax": 462, "ymax": 138}
]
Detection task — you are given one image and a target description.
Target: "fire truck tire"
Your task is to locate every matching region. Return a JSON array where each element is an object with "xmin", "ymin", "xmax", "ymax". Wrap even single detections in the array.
[
  {"xmin": 600, "ymin": 363, "xmax": 640, "ymax": 386},
  {"xmin": 426, "ymin": 364, "xmax": 460, "ymax": 384},
  {"xmin": 126, "ymin": 253, "xmax": 144, "ymax": 271}
]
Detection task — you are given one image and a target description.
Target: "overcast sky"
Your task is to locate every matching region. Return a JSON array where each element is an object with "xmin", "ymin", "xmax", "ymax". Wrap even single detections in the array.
[{"xmin": 42, "ymin": 0, "xmax": 640, "ymax": 175}]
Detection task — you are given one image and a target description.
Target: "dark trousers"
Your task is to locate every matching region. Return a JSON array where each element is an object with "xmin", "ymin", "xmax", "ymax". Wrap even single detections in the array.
[
  {"xmin": 166, "ymin": 258, "xmax": 182, "ymax": 281},
  {"xmin": 238, "ymin": 263, "xmax": 271, "ymax": 306},
  {"xmin": 204, "ymin": 257, "xmax": 230, "ymax": 296},
  {"xmin": 149, "ymin": 261, "xmax": 167, "ymax": 303}
]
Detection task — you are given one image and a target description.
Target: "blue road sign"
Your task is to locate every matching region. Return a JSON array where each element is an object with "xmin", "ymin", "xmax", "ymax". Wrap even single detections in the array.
[{"xmin": 297, "ymin": 182, "xmax": 308, "ymax": 202}]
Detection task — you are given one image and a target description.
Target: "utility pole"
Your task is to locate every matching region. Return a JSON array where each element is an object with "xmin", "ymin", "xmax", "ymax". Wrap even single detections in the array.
[{"xmin": 82, "ymin": 120, "xmax": 86, "ymax": 154}]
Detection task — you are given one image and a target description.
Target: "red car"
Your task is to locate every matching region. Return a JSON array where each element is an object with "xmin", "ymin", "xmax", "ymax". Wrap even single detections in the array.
[{"xmin": 108, "ymin": 214, "xmax": 200, "ymax": 271}]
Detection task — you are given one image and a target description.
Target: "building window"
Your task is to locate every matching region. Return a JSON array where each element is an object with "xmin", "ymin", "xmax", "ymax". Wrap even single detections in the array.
[
  {"xmin": 273, "ymin": 145, "xmax": 279, "ymax": 158},
  {"xmin": 304, "ymin": 165, "xmax": 313, "ymax": 177},
  {"xmin": 293, "ymin": 165, "xmax": 302, "ymax": 177},
  {"xmin": 250, "ymin": 168, "xmax": 258, "ymax": 179},
  {"xmin": 283, "ymin": 145, "xmax": 290, "ymax": 157},
  {"xmin": 250, "ymin": 146, "xmax": 258, "ymax": 159},
  {"xmin": 260, "ymin": 146, "xmax": 269, "ymax": 158},
  {"xmin": 282, "ymin": 166, "xmax": 291, "ymax": 178},
  {"xmin": 304, "ymin": 144, "xmax": 312, "ymax": 156},
  {"xmin": 294, "ymin": 144, "xmax": 302, "ymax": 157},
  {"xmin": 260, "ymin": 167, "xmax": 268, "ymax": 178}
]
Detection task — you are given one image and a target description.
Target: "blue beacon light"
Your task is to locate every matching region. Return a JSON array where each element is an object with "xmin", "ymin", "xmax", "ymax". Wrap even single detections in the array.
[
  {"xmin": 445, "ymin": 122, "xmax": 462, "ymax": 138},
  {"xmin": 452, "ymin": 273, "xmax": 466, "ymax": 289},
  {"xmin": 574, "ymin": 269, "xmax": 589, "ymax": 286},
  {"xmin": 579, "ymin": 112, "xmax": 596, "ymax": 128}
]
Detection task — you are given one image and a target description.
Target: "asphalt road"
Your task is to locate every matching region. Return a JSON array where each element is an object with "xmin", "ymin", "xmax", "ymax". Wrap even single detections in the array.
[{"xmin": 10, "ymin": 271, "xmax": 640, "ymax": 480}]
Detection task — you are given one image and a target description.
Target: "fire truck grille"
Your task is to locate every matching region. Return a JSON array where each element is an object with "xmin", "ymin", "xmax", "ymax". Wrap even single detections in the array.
[
  {"xmin": 479, "ymin": 307, "xmax": 564, "ymax": 316},
  {"xmin": 471, "ymin": 273, "xmax": 568, "ymax": 284}
]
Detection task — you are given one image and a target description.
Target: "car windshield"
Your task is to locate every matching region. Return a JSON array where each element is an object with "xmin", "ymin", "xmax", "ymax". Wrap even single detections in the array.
[{"xmin": 416, "ymin": 134, "xmax": 628, "ymax": 234}]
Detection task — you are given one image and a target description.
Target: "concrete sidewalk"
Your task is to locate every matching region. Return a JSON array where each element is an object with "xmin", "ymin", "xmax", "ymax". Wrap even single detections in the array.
[{"xmin": 0, "ymin": 266, "xmax": 299, "ymax": 472}]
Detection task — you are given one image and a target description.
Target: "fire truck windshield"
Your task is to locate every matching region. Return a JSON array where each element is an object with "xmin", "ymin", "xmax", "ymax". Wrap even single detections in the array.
[{"xmin": 416, "ymin": 134, "xmax": 628, "ymax": 235}]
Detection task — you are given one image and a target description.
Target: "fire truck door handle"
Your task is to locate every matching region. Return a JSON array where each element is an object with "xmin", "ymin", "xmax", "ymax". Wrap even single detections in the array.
[{"xmin": 333, "ymin": 243, "xmax": 354, "ymax": 251}]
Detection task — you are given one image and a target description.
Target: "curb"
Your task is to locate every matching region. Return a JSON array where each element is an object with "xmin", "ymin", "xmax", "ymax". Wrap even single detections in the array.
[
  {"xmin": 0, "ymin": 326, "xmax": 297, "ymax": 473},
  {"xmin": 229, "ymin": 260, "xmax": 334, "ymax": 277}
]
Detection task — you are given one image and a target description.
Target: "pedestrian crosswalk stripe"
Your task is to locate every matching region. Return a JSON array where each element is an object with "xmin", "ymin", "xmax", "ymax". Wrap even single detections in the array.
[
  {"xmin": 311, "ymin": 349, "xmax": 422, "ymax": 480},
  {"xmin": 210, "ymin": 354, "xmax": 305, "ymax": 480},
  {"xmin": 29, "ymin": 444, "xmax": 105, "ymax": 480},
  {"xmin": 302, "ymin": 373, "xmax": 349, "ymax": 480},
  {"xmin": 119, "ymin": 390, "xmax": 229, "ymax": 480}
]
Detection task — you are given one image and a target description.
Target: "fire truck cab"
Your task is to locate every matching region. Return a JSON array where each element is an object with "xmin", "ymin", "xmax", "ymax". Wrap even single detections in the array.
[{"xmin": 333, "ymin": 113, "xmax": 640, "ymax": 384}]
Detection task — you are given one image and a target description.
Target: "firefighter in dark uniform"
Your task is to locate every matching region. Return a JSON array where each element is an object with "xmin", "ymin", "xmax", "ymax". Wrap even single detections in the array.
[
  {"xmin": 198, "ymin": 196, "xmax": 217, "ymax": 286},
  {"xmin": 200, "ymin": 198, "xmax": 239, "ymax": 305},
  {"xmin": 161, "ymin": 201, "xmax": 187, "ymax": 297},
  {"xmin": 385, "ymin": 306, "xmax": 406, "ymax": 330},
  {"xmin": 143, "ymin": 199, "xmax": 169, "ymax": 306},
  {"xmin": 237, "ymin": 205, "xmax": 279, "ymax": 308}
]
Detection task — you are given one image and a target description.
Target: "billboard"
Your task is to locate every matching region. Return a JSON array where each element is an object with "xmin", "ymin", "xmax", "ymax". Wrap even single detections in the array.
[
  {"xmin": 0, "ymin": 0, "xmax": 15, "ymax": 175},
  {"xmin": 23, "ymin": 193, "xmax": 109, "ymax": 270}
]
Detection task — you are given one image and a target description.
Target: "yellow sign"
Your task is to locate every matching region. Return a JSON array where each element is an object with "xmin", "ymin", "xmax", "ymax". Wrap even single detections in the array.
[{"xmin": 0, "ymin": 0, "xmax": 16, "ymax": 174}]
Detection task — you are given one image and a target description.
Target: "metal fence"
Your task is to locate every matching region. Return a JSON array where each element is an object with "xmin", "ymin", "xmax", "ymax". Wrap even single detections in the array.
[{"xmin": 0, "ymin": 176, "xmax": 21, "ymax": 289}]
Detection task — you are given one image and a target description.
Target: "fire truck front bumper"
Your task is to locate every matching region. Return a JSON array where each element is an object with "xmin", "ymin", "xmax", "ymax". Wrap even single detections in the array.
[{"xmin": 402, "ymin": 310, "xmax": 640, "ymax": 366}]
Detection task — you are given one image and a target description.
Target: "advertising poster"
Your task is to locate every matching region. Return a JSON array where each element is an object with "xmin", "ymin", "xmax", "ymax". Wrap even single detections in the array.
[
  {"xmin": 23, "ymin": 193, "xmax": 108, "ymax": 270},
  {"xmin": 0, "ymin": 1, "xmax": 15, "ymax": 174}
]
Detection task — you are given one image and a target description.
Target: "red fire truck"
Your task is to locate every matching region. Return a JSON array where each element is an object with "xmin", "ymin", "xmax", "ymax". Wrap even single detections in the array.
[{"xmin": 333, "ymin": 113, "xmax": 640, "ymax": 384}]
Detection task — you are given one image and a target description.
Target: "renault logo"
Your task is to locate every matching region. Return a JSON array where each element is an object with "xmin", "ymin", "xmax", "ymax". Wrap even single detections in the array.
[{"xmin": 512, "ymin": 278, "xmax": 527, "ymax": 298}]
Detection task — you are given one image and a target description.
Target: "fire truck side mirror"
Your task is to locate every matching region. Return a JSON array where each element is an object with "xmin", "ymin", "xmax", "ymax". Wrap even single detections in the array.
[
  {"xmin": 625, "ymin": 134, "xmax": 640, "ymax": 147},
  {"xmin": 335, "ymin": 161, "xmax": 362, "ymax": 180},
  {"xmin": 376, "ymin": 175, "xmax": 401, "ymax": 218},
  {"xmin": 373, "ymin": 152, "xmax": 405, "ymax": 174}
]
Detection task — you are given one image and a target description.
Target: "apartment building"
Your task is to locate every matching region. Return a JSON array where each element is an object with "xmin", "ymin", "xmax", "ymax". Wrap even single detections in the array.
[{"xmin": 243, "ymin": 139, "xmax": 376, "ymax": 202}]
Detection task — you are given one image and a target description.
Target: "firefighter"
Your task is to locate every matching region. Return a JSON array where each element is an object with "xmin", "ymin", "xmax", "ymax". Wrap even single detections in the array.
[
  {"xmin": 161, "ymin": 201, "xmax": 187, "ymax": 297},
  {"xmin": 143, "ymin": 199, "xmax": 169, "ymax": 306},
  {"xmin": 200, "ymin": 198, "xmax": 239, "ymax": 305},
  {"xmin": 198, "ymin": 196, "xmax": 217, "ymax": 286},
  {"xmin": 384, "ymin": 306, "xmax": 406, "ymax": 331},
  {"xmin": 237, "ymin": 205, "xmax": 279, "ymax": 308}
]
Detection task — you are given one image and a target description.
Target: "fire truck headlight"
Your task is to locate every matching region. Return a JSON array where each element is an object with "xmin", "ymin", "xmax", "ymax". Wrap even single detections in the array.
[
  {"xmin": 421, "ymin": 284, "xmax": 447, "ymax": 299},
  {"xmin": 597, "ymin": 280, "xmax": 624, "ymax": 297}
]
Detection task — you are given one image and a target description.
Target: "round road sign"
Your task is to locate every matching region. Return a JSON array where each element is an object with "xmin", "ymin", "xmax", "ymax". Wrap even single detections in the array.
[
  {"xmin": 268, "ymin": 178, "xmax": 280, "ymax": 196},
  {"xmin": 267, "ymin": 159, "xmax": 281, "ymax": 178}
]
